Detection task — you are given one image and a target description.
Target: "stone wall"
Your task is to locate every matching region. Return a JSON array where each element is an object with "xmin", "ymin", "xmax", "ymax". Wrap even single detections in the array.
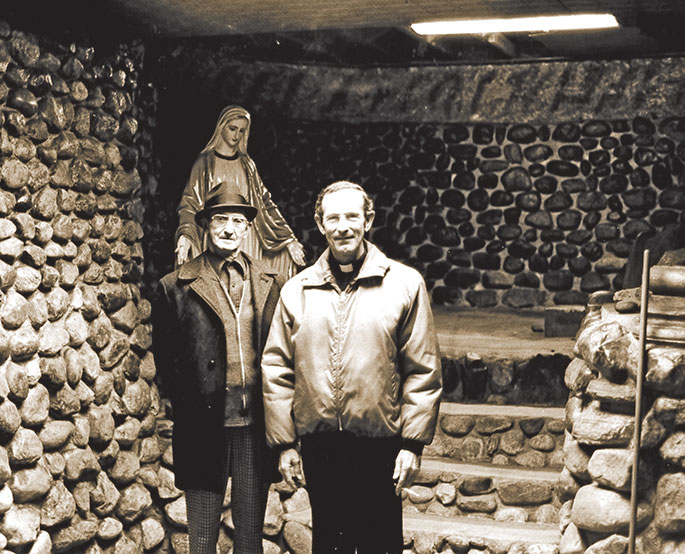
[
  {"xmin": 0, "ymin": 20, "xmax": 171, "ymax": 553},
  {"xmin": 426, "ymin": 407, "xmax": 565, "ymax": 469},
  {"xmin": 144, "ymin": 42, "xmax": 685, "ymax": 308},
  {"xmin": 441, "ymin": 354, "xmax": 570, "ymax": 406},
  {"xmin": 561, "ymin": 289, "xmax": 685, "ymax": 553},
  {"xmin": 147, "ymin": 109, "xmax": 685, "ymax": 309},
  {"xmin": 146, "ymin": 42, "xmax": 685, "ymax": 124}
]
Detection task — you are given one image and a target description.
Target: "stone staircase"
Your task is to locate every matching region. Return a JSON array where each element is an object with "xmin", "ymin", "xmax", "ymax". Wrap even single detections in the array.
[{"xmin": 402, "ymin": 402, "xmax": 565, "ymax": 553}]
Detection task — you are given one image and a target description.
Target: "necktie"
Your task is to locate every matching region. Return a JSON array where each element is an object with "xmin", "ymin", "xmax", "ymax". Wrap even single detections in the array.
[{"xmin": 222, "ymin": 262, "xmax": 243, "ymax": 308}]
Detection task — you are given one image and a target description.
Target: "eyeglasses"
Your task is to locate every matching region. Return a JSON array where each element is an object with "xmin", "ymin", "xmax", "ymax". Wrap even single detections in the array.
[{"xmin": 209, "ymin": 214, "xmax": 249, "ymax": 230}]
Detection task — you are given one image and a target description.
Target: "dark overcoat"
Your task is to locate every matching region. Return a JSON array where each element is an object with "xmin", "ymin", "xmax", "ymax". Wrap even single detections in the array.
[{"xmin": 152, "ymin": 252, "xmax": 285, "ymax": 492}]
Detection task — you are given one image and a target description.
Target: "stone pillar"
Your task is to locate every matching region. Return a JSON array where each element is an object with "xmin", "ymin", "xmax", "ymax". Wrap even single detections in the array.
[
  {"xmin": 0, "ymin": 20, "xmax": 164, "ymax": 553},
  {"xmin": 562, "ymin": 289, "xmax": 685, "ymax": 553}
]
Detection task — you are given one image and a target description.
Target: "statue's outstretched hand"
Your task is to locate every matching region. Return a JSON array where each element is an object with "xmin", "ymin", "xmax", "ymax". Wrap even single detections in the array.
[
  {"xmin": 287, "ymin": 240, "xmax": 306, "ymax": 266},
  {"xmin": 175, "ymin": 236, "xmax": 195, "ymax": 266}
]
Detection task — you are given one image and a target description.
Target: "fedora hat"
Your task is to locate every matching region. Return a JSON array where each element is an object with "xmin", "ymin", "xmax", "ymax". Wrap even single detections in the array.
[{"xmin": 195, "ymin": 183, "xmax": 258, "ymax": 224}]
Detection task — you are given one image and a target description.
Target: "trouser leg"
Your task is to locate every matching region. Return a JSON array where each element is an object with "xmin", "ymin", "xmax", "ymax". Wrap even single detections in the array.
[
  {"xmin": 185, "ymin": 426, "xmax": 232, "ymax": 554},
  {"xmin": 301, "ymin": 433, "xmax": 355, "ymax": 554},
  {"xmin": 353, "ymin": 437, "xmax": 403, "ymax": 554},
  {"xmin": 186, "ymin": 487, "xmax": 226, "ymax": 554},
  {"xmin": 229, "ymin": 426, "xmax": 269, "ymax": 554}
]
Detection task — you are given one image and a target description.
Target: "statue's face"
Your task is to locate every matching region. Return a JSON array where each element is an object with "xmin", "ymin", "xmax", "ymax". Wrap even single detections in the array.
[{"xmin": 221, "ymin": 117, "xmax": 248, "ymax": 151}]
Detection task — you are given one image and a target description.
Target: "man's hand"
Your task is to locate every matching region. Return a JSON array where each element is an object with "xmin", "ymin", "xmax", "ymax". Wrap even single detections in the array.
[
  {"xmin": 392, "ymin": 449, "xmax": 420, "ymax": 496},
  {"xmin": 278, "ymin": 447, "xmax": 304, "ymax": 488},
  {"xmin": 175, "ymin": 235, "xmax": 195, "ymax": 266},
  {"xmin": 286, "ymin": 240, "xmax": 306, "ymax": 266}
]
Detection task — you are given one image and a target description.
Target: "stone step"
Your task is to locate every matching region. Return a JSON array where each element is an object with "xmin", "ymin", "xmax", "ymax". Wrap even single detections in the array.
[
  {"xmin": 404, "ymin": 458, "xmax": 562, "ymax": 525},
  {"xmin": 403, "ymin": 511, "xmax": 560, "ymax": 553},
  {"xmin": 544, "ymin": 304, "xmax": 585, "ymax": 338},
  {"xmin": 433, "ymin": 306, "xmax": 574, "ymax": 363},
  {"xmin": 426, "ymin": 403, "xmax": 566, "ymax": 469}
]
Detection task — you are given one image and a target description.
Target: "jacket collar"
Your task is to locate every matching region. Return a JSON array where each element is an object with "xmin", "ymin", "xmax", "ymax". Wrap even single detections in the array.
[
  {"xmin": 177, "ymin": 252, "xmax": 278, "ymax": 325},
  {"xmin": 177, "ymin": 251, "xmax": 277, "ymax": 283},
  {"xmin": 302, "ymin": 240, "xmax": 390, "ymax": 288}
]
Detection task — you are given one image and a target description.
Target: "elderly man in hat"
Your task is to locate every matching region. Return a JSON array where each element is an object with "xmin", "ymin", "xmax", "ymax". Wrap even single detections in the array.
[{"xmin": 153, "ymin": 182, "xmax": 286, "ymax": 554}]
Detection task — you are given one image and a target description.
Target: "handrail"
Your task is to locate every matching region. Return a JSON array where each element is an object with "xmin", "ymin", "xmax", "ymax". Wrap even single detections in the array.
[{"xmin": 628, "ymin": 249, "xmax": 650, "ymax": 554}]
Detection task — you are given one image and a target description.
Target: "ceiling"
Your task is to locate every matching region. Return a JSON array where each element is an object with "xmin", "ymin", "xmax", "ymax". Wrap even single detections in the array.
[{"xmin": 9, "ymin": 0, "xmax": 685, "ymax": 66}]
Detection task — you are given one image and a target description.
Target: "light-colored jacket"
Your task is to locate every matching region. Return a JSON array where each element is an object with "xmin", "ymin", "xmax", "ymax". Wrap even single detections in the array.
[{"xmin": 261, "ymin": 241, "xmax": 442, "ymax": 448}]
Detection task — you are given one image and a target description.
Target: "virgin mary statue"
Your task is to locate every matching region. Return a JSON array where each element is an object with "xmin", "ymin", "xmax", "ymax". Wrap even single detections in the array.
[{"xmin": 175, "ymin": 105, "xmax": 305, "ymax": 275}]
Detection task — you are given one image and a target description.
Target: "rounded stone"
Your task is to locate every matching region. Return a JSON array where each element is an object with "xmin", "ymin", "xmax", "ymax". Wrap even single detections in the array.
[
  {"xmin": 10, "ymin": 326, "xmax": 39, "ymax": 362},
  {"xmin": 507, "ymin": 124, "xmax": 537, "ymax": 144},
  {"xmin": 523, "ymin": 144, "xmax": 552, "ymax": 162},
  {"xmin": 547, "ymin": 161, "xmax": 579, "ymax": 177},
  {"xmin": 1, "ymin": 159, "xmax": 30, "ymax": 190},
  {"xmin": 451, "ymin": 171, "xmax": 475, "ymax": 191},
  {"xmin": 525, "ymin": 211, "xmax": 552, "ymax": 229},
  {"xmin": 467, "ymin": 189, "xmax": 489, "ymax": 211},
  {"xmin": 500, "ymin": 427, "xmax": 525, "ymax": 455},
  {"xmin": 31, "ymin": 186, "xmax": 58, "ymax": 220},
  {"xmin": 532, "ymin": 178, "xmax": 556, "ymax": 196},
  {"xmin": 497, "ymin": 225, "xmax": 522, "ymax": 242},
  {"xmin": 515, "ymin": 191, "xmax": 540, "ymax": 212},
  {"xmin": 8, "ymin": 427, "xmax": 42, "ymax": 467},
  {"xmin": 506, "ymin": 239, "xmax": 534, "ymax": 259},
  {"xmin": 50, "ymin": 384, "xmax": 80, "ymax": 419},
  {"xmin": 122, "ymin": 379, "xmax": 151, "ymax": 418},
  {"xmin": 0, "ymin": 504, "xmax": 41, "ymax": 547},
  {"xmin": 40, "ymin": 481, "xmax": 76, "ymax": 528},
  {"xmin": 553, "ymin": 123, "xmax": 581, "ymax": 142},
  {"xmin": 530, "ymin": 434, "xmax": 556, "ymax": 452},
  {"xmin": 544, "ymin": 191, "xmax": 572, "ymax": 212},
  {"xmin": 558, "ymin": 145, "xmax": 584, "ymax": 161},
  {"xmin": 39, "ymin": 421, "xmax": 74, "ymax": 450},
  {"xmin": 498, "ymin": 480, "xmax": 553, "ymax": 505},
  {"xmin": 569, "ymin": 257, "xmax": 592, "ymax": 277},
  {"xmin": 97, "ymin": 517, "xmax": 123, "ymax": 541},
  {"xmin": 20, "ymin": 383, "xmax": 49, "ymax": 428},
  {"xmin": 582, "ymin": 120, "xmax": 612, "ymax": 137},
  {"xmin": 477, "ymin": 209, "xmax": 502, "ymax": 226},
  {"xmin": 443, "ymin": 268, "xmax": 479, "ymax": 289},
  {"xmin": 504, "ymin": 144, "xmax": 523, "ymax": 162},
  {"xmin": 490, "ymin": 190, "xmax": 513, "ymax": 206},
  {"xmin": 9, "ymin": 464, "xmax": 51, "ymax": 502},
  {"xmin": 431, "ymin": 227, "xmax": 460, "ymax": 248},
  {"xmin": 0, "ymin": 290, "xmax": 28, "ymax": 329},
  {"xmin": 40, "ymin": 356, "xmax": 67, "ymax": 387},
  {"xmin": 571, "ymin": 484, "xmax": 650, "ymax": 533},
  {"xmin": 578, "ymin": 192, "xmax": 607, "ymax": 212},
  {"xmin": 0, "ymin": 401, "xmax": 22, "ymax": 439},
  {"xmin": 543, "ymin": 270, "xmax": 573, "ymax": 291},
  {"xmin": 501, "ymin": 167, "xmax": 531, "ymax": 192},
  {"xmin": 115, "ymin": 483, "xmax": 152, "ymax": 524},
  {"xmin": 39, "ymin": 323, "xmax": 70, "ymax": 356}
]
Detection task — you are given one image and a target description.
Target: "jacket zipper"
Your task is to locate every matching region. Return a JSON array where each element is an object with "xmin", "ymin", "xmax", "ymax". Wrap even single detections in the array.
[
  {"xmin": 223, "ymin": 281, "xmax": 249, "ymax": 415},
  {"xmin": 334, "ymin": 285, "xmax": 347, "ymax": 431}
]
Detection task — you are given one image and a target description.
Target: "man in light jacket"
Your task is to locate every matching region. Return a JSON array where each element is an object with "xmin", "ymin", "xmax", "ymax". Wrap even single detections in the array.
[{"xmin": 262, "ymin": 181, "xmax": 442, "ymax": 554}]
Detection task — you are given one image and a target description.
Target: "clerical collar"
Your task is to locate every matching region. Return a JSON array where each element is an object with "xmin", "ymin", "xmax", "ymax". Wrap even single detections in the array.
[
  {"xmin": 329, "ymin": 249, "xmax": 366, "ymax": 287},
  {"xmin": 214, "ymin": 151, "xmax": 240, "ymax": 161}
]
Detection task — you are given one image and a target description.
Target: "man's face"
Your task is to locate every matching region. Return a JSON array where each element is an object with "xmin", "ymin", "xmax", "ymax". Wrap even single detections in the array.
[
  {"xmin": 206, "ymin": 208, "xmax": 250, "ymax": 258},
  {"xmin": 315, "ymin": 188, "xmax": 374, "ymax": 264}
]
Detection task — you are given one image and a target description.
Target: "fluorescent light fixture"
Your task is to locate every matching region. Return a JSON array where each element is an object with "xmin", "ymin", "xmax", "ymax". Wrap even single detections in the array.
[{"xmin": 411, "ymin": 14, "xmax": 619, "ymax": 36}]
